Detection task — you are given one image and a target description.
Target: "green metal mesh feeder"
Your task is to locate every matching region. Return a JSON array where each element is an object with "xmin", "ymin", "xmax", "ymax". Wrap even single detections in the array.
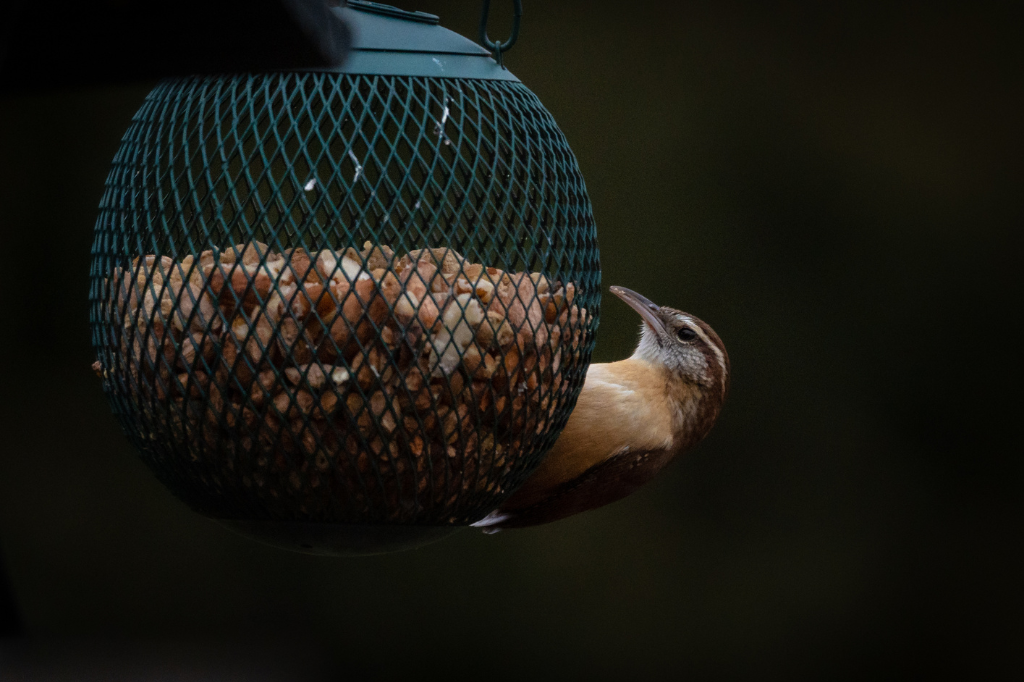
[{"xmin": 90, "ymin": 1, "xmax": 600, "ymax": 554}]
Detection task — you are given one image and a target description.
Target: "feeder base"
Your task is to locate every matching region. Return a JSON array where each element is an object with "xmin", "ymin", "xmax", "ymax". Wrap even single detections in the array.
[{"xmin": 219, "ymin": 520, "xmax": 463, "ymax": 556}]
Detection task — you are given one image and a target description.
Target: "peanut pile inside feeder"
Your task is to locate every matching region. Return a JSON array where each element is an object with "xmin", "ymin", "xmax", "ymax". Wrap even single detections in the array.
[{"xmin": 97, "ymin": 241, "xmax": 587, "ymax": 522}]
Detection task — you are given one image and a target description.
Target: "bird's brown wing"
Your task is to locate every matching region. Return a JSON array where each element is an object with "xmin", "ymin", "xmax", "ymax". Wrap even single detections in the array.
[{"xmin": 486, "ymin": 446, "xmax": 676, "ymax": 529}]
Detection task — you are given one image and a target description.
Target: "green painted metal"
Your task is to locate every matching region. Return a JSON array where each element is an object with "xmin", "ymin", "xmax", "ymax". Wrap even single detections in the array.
[
  {"xmin": 479, "ymin": 0, "xmax": 523, "ymax": 68},
  {"xmin": 330, "ymin": 1, "xmax": 519, "ymax": 80},
  {"xmin": 347, "ymin": 1, "xmax": 441, "ymax": 25},
  {"xmin": 89, "ymin": 5, "xmax": 600, "ymax": 544}
]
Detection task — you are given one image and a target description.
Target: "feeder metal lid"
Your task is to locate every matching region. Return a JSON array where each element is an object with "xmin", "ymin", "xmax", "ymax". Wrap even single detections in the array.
[{"xmin": 325, "ymin": 1, "xmax": 520, "ymax": 81}]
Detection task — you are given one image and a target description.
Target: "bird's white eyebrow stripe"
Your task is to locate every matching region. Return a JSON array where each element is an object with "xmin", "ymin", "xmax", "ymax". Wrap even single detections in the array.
[{"xmin": 678, "ymin": 314, "xmax": 728, "ymax": 392}]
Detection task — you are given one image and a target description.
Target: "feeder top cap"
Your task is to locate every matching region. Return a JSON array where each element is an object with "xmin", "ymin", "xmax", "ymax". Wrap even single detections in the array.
[{"xmin": 323, "ymin": 1, "xmax": 520, "ymax": 81}]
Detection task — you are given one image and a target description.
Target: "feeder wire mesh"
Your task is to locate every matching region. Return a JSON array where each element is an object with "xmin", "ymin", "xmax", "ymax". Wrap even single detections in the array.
[{"xmin": 90, "ymin": 72, "xmax": 599, "ymax": 526}]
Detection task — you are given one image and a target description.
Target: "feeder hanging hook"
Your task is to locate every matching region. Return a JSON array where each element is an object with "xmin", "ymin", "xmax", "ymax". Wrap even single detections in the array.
[{"xmin": 479, "ymin": 0, "xmax": 522, "ymax": 69}]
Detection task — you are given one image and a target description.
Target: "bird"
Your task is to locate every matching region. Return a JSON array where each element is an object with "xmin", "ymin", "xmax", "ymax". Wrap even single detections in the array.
[{"xmin": 472, "ymin": 285, "xmax": 730, "ymax": 531}]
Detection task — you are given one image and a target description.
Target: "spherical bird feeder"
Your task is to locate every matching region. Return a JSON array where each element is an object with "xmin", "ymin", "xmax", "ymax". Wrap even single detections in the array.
[{"xmin": 90, "ymin": 1, "xmax": 600, "ymax": 554}]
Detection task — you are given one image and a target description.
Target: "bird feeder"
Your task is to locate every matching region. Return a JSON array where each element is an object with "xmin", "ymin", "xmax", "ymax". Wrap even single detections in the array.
[{"xmin": 90, "ymin": 0, "xmax": 600, "ymax": 554}]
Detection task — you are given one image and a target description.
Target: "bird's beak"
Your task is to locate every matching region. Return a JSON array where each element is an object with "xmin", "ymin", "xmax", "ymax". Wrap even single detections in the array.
[{"xmin": 609, "ymin": 286, "xmax": 666, "ymax": 335}]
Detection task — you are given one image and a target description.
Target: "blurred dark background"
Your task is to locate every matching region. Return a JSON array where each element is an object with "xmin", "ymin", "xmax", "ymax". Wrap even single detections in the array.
[{"xmin": 0, "ymin": 0, "xmax": 1020, "ymax": 678}]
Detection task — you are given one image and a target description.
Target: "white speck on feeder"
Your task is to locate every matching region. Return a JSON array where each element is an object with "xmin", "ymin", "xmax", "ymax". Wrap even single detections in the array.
[
  {"xmin": 348, "ymin": 149, "xmax": 363, "ymax": 182},
  {"xmin": 435, "ymin": 101, "xmax": 452, "ymax": 145}
]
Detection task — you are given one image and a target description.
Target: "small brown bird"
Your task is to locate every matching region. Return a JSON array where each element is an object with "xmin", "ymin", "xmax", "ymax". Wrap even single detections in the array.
[{"xmin": 472, "ymin": 286, "xmax": 730, "ymax": 531}]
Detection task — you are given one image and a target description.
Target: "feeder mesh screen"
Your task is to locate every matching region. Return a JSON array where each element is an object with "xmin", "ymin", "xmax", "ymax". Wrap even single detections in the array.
[{"xmin": 90, "ymin": 73, "xmax": 600, "ymax": 525}]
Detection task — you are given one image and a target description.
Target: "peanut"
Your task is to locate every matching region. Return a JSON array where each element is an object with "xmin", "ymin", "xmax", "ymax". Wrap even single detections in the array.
[{"xmin": 105, "ymin": 241, "xmax": 585, "ymax": 523}]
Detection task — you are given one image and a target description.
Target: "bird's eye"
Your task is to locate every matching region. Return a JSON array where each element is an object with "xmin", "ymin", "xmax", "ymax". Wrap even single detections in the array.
[{"xmin": 676, "ymin": 327, "xmax": 697, "ymax": 342}]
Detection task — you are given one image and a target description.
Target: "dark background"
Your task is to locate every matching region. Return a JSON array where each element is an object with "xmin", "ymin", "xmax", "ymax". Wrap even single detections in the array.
[{"xmin": 1, "ymin": 0, "xmax": 1020, "ymax": 678}]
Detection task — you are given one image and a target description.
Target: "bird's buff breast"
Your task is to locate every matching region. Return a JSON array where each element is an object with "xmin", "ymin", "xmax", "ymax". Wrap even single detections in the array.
[{"xmin": 513, "ymin": 360, "xmax": 678, "ymax": 504}]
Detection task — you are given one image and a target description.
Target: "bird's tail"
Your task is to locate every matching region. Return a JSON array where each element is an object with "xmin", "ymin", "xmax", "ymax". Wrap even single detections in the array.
[{"xmin": 470, "ymin": 510, "xmax": 511, "ymax": 534}]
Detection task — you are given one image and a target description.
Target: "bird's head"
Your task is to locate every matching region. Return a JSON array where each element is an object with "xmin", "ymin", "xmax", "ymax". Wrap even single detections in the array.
[{"xmin": 610, "ymin": 285, "xmax": 730, "ymax": 399}]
